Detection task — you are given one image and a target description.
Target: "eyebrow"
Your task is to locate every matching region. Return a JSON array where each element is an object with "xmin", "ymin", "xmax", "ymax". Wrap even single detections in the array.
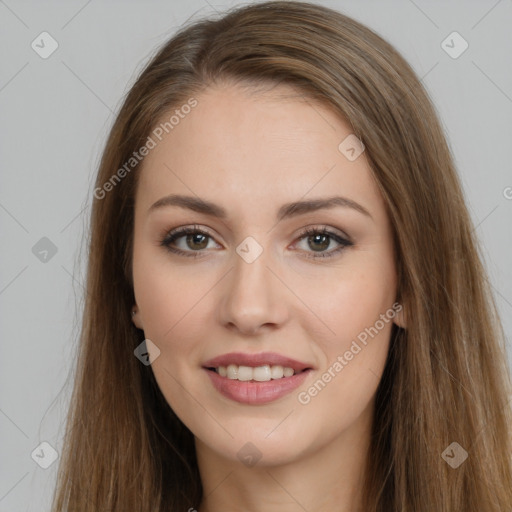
[{"xmin": 148, "ymin": 194, "xmax": 372, "ymax": 221}]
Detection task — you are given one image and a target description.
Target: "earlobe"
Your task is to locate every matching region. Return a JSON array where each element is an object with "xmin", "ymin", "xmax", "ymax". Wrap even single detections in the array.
[
  {"xmin": 393, "ymin": 306, "xmax": 406, "ymax": 329},
  {"xmin": 131, "ymin": 306, "xmax": 143, "ymax": 329}
]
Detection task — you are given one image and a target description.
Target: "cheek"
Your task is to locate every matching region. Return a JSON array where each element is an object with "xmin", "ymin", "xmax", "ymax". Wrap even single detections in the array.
[
  {"xmin": 291, "ymin": 282, "xmax": 395, "ymax": 444},
  {"xmin": 132, "ymin": 239, "xmax": 210, "ymax": 341},
  {"xmin": 132, "ymin": 251, "xmax": 210, "ymax": 421},
  {"xmin": 132, "ymin": 245, "xmax": 223, "ymax": 409},
  {"xmin": 292, "ymin": 255, "xmax": 397, "ymax": 347},
  {"xmin": 290, "ymin": 256, "xmax": 396, "ymax": 404}
]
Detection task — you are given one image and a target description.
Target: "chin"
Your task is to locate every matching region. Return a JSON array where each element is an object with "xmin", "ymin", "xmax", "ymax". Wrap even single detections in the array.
[{"xmin": 203, "ymin": 426, "xmax": 312, "ymax": 467}]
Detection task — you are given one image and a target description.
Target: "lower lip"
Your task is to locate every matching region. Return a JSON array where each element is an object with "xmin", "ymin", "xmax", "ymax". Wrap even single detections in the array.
[{"xmin": 204, "ymin": 368, "xmax": 312, "ymax": 405}]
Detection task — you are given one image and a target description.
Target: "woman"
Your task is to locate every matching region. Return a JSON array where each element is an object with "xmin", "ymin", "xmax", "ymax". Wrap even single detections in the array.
[{"xmin": 52, "ymin": 1, "xmax": 512, "ymax": 511}]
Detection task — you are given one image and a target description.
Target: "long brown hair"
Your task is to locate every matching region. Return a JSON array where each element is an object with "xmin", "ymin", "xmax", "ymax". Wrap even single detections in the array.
[{"xmin": 51, "ymin": 2, "xmax": 512, "ymax": 510}]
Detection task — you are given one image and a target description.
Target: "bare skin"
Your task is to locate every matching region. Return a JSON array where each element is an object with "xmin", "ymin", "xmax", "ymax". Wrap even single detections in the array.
[{"xmin": 131, "ymin": 81, "xmax": 405, "ymax": 512}]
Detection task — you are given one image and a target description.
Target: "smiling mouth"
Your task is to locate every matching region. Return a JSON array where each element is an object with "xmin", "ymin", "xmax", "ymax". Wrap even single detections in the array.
[{"xmin": 206, "ymin": 364, "xmax": 311, "ymax": 382}]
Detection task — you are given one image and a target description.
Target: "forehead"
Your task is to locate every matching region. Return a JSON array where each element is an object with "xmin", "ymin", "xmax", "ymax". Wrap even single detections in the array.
[{"xmin": 135, "ymin": 82, "xmax": 382, "ymax": 219}]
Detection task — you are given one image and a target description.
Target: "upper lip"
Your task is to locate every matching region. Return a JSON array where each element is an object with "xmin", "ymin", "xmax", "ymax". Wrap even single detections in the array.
[{"xmin": 202, "ymin": 352, "xmax": 313, "ymax": 372}]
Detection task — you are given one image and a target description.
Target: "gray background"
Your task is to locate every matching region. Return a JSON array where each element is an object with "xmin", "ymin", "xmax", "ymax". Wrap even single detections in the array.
[{"xmin": 1, "ymin": 0, "xmax": 511, "ymax": 509}]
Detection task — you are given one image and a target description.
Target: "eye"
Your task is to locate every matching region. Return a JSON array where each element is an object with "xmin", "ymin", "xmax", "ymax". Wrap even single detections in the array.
[
  {"xmin": 160, "ymin": 225, "xmax": 353, "ymax": 259},
  {"xmin": 160, "ymin": 225, "xmax": 220, "ymax": 259},
  {"xmin": 293, "ymin": 226, "xmax": 353, "ymax": 259}
]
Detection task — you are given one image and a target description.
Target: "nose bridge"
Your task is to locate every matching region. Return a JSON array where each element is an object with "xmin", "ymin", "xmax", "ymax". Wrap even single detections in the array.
[{"xmin": 219, "ymin": 237, "xmax": 287, "ymax": 332}]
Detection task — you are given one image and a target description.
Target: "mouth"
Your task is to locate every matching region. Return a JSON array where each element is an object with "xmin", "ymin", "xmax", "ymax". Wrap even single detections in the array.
[
  {"xmin": 202, "ymin": 351, "xmax": 314, "ymax": 404},
  {"xmin": 203, "ymin": 365, "xmax": 313, "ymax": 405},
  {"xmin": 205, "ymin": 364, "xmax": 311, "ymax": 382}
]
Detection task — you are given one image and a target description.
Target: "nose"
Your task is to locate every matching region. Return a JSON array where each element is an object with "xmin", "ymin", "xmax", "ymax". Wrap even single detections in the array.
[{"xmin": 217, "ymin": 245, "xmax": 289, "ymax": 335}]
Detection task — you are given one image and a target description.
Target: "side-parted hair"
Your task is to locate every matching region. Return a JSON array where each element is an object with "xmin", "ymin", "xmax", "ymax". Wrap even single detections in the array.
[{"xmin": 52, "ymin": 2, "xmax": 512, "ymax": 510}]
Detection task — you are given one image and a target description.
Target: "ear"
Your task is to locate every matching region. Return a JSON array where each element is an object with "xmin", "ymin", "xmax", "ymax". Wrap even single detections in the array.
[
  {"xmin": 131, "ymin": 306, "xmax": 144, "ymax": 330},
  {"xmin": 392, "ymin": 302, "xmax": 406, "ymax": 329}
]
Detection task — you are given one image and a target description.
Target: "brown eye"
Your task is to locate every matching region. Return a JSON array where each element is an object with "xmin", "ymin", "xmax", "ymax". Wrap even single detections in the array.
[
  {"xmin": 160, "ymin": 226, "xmax": 219, "ymax": 258},
  {"xmin": 183, "ymin": 232, "xmax": 209, "ymax": 250},
  {"xmin": 295, "ymin": 227, "xmax": 353, "ymax": 259},
  {"xmin": 306, "ymin": 233, "xmax": 331, "ymax": 252}
]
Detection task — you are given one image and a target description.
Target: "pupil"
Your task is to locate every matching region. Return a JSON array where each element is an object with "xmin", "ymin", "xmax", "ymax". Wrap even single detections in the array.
[
  {"xmin": 309, "ymin": 234, "xmax": 329, "ymax": 251},
  {"xmin": 188, "ymin": 233, "xmax": 208, "ymax": 250}
]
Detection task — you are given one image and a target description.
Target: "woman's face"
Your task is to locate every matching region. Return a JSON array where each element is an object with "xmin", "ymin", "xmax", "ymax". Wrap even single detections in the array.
[{"xmin": 131, "ymin": 82, "xmax": 403, "ymax": 467}]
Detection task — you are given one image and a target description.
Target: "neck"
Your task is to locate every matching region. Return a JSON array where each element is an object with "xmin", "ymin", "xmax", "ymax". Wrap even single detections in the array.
[{"xmin": 195, "ymin": 402, "xmax": 373, "ymax": 512}]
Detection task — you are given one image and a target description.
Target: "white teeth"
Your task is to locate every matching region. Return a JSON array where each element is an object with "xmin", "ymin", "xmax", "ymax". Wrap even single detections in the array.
[
  {"xmin": 270, "ymin": 365, "xmax": 284, "ymax": 379},
  {"xmin": 237, "ymin": 365, "xmax": 253, "ymax": 381},
  {"xmin": 283, "ymin": 367, "xmax": 294, "ymax": 377},
  {"xmin": 226, "ymin": 364, "xmax": 238, "ymax": 379},
  {"xmin": 215, "ymin": 364, "xmax": 299, "ymax": 381},
  {"xmin": 253, "ymin": 365, "xmax": 271, "ymax": 381}
]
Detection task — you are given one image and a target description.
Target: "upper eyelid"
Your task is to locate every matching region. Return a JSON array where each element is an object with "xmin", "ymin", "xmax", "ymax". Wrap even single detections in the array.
[
  {"xmin": 163, "ymin": 224, "xmax": 349, "ymax": 238},
  {"xmin": 164, "ymin": 225, "xmax": 219, "ymax": 241}
]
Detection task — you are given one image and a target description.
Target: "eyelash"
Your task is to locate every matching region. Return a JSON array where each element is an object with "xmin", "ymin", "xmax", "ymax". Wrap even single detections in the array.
[{"xmin": 159, "ymin": 225, "xmax": 353, "ymax": 260}]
